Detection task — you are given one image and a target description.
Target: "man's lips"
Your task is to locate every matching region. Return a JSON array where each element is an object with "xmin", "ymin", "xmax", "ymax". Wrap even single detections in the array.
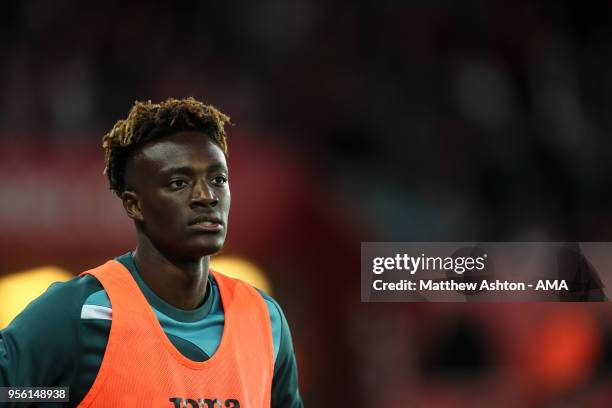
[
  {"xmin": 189, "ymin": 215, "xmax": 223, "ymax": 232},
  {"xmin": 190, "ymin": 222, "xmax": 223, "ymax": 232}
]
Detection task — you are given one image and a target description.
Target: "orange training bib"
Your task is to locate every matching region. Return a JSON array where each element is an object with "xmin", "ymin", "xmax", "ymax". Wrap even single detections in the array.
[{"xmin": 76, "ymin": 260, "xmax": 273, "ymax": 408}]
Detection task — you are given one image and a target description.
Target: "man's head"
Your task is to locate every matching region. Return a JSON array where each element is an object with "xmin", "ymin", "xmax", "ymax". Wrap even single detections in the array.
[{"xmin": 102, "ymin": 97, "xmax": 231, "ymax": 261}]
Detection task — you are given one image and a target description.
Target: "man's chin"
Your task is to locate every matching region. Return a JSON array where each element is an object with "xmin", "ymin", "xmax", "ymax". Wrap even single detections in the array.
[
  {"xmin": 188, "ymin": 241, "xmax": 225, "ymax": 258},
  {"xmin": 160, "ymin": 234, "xmax": 226, "ymax": 260}
]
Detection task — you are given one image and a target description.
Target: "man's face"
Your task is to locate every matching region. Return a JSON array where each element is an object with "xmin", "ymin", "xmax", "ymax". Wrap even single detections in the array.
[{"xmin": 123, "ymin": 131, "xmax": 230, "ymax": 261}]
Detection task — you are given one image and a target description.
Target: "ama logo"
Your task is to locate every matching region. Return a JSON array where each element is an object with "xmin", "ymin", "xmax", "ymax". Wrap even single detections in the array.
[
  {"xmin": 536, "ymin": 280, "xmax": 569, "ymax": 290},
  {"xmin": 169, "ymin": 397, "xmax": 240, "ymax": 407}
]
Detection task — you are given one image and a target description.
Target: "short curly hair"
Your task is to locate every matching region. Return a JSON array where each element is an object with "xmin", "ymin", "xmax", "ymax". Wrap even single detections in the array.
[{"xmin": 102, "ymin": 97, "xmax": 231, "ymax": 193}]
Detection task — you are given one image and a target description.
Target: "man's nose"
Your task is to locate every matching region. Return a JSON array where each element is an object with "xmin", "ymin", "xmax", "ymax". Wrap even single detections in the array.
[{"xmin": 190, "ymin": 180, "xmax": 218, "ymax": 207}]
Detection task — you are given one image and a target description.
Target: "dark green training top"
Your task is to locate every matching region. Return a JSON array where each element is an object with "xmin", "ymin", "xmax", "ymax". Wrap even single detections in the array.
[{"xmin": 0, "ymin": 253, "xmax": 303, "ymax": 407}]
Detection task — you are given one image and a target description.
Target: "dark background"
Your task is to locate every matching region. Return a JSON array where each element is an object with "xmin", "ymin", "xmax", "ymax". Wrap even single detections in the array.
[{"xmin": 2, "ymin": 0, "xmax": 612, "ymax": 405}]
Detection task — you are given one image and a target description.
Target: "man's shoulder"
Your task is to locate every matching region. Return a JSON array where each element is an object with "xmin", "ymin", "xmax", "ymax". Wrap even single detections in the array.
[
  {"xmin": 253, "ymin": 287, "xmax": 283, "ymax": 316},
  {"xmin": 0, "ymin": 268, "xmax": 107, "ymax": 384},
  {"xmin": 216, "ymin": 272, "xmax": 285, "ymax": 317},
  {"xmin": 38, "ymin": 272, "xmax": 103, "ymax": 307},
  {"xmin": 5, "ymin": 271, "xmax": 103, "ymax": 333}
]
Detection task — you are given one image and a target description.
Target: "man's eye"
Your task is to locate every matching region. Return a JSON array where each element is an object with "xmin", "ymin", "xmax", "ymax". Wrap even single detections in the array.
[
  {"xmin": 169, "ymin": 180, "xmax": 188, "ymax": 189},
  {"xmin": 213, "ymin": 175, "xmax": 228, "ymax": 185}
]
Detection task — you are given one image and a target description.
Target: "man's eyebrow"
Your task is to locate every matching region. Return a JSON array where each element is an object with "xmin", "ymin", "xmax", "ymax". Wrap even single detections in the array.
[
  {"xmin": 159, "ymin": 163, "xmax": 228, "ymax": 175},
  {"xmin": 207, "ymin": 162, "xmax": 229, "ymax": 173},
  {"xmin": 159, "ymin": 165, "xmax": 194, "ymax": 176}
]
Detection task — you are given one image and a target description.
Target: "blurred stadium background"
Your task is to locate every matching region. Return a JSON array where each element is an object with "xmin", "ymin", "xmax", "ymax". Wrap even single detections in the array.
[{"xmin": 2, "ymin": 0, "xmax": 612, "ymax": 406}]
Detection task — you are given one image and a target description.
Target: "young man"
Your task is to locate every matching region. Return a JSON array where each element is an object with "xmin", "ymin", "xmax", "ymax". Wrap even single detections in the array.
[{"xmin": 0, "ymin": 98, "xmax": 303, "ymax": 407}]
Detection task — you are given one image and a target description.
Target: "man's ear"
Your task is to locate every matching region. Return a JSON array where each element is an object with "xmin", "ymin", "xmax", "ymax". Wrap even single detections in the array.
[{"xmin": 120, "ymin": 190, "xmax": 144, "ymax": 222}]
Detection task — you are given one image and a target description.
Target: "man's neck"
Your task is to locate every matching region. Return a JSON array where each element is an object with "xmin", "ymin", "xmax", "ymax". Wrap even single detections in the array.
[{"xmin": 132, "ymin": 236, "xmax": 210, "ymax": 310}]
